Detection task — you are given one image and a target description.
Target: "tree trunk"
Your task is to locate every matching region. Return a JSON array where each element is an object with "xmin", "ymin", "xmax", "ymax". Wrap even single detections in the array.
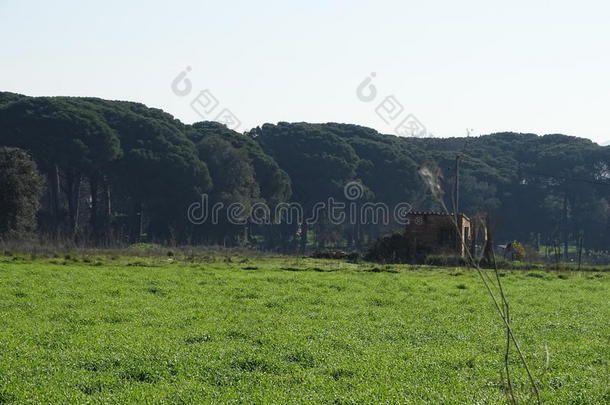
[
  {"xmin": 242, "ymin": 223, "xmax": 249, "ymax": 246},
  {"xmin": 562, "ymin": 191, "xmax": 569, "ymax": 261},
  {"xmin": 131, "ymin": 201, "xmax": 143, "ymax": 243},
  {"xmin": 299, "ymin": 221, "xmax": 308, "ymax": 255},
  {"xmin": 577, "ymin": 232, "xmax": 584, "ymax": 271},
  {"xmin": 65, "ymin": 168, "xmax": 82, "ymax": 236},
  {"xmin": 100, "ymin": 176, "xmax": 112, "ymax": 244},
  {"xmin": 355, "ymin": 213, "xmax": 362, "ymax": 250},
  {"xmin": 483, "ymin": 214, "xmax": 494, "ymax": 266},
  {"xmin": 103, "ymin": 177, "xmax": 111, "ymax": 219},
  {"xmin": 89, "ymin": 175, "xmax": 99, "ymax": 239},
  {"xmin": 317, "ymin": 221, "xmax": 326, "ymax": 250},
  {"xmin": 48, "ymin": 165, "xmax": 61, "ymax": 237}
]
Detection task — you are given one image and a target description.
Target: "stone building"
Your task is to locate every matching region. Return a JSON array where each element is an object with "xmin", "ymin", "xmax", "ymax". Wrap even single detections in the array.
[{"xmin": 405, "ymin": 212, "xmax": 472, "ymax": 261}]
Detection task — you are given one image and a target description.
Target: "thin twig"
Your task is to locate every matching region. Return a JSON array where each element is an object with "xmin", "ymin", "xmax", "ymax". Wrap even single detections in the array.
[
  {"xmin": 418, "ymin": 167, "xmax": 542, "ymax": 404},
  {"xmin": 503, "ymin": 297, "xmax": 518, "ymax": 404}
]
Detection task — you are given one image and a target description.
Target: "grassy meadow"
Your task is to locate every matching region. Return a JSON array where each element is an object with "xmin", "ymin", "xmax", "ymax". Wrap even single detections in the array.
[{"xmin": 0, "ymin": 252, "xmax": 608, "ymax": 404}]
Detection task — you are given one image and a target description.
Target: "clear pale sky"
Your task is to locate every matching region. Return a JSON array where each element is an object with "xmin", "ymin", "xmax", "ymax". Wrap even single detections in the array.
[{"xmin": 1, "ymin": 0, "xmax": 609, "ymax": 142}]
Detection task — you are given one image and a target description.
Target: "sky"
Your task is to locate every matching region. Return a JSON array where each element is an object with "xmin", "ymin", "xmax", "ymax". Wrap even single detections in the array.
[{"xmin": 1, "ymin": 0, "xmax": 609, "ymax": 142}]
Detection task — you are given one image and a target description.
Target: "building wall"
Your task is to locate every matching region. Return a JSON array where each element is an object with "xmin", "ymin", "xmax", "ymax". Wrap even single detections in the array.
[{"xmin": 405, "ymin": 213, "xmax": 471, "ymax": 259}]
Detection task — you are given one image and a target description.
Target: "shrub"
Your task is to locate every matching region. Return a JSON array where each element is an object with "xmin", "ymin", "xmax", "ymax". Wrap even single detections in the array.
[
  {"xmin": 364, "ymin": 233, "xmax": 410, "ymax": 263},
  {"xmin": 425, "ymin": 254, "xmax": 466, "ymax": 267},
  {"xmin": 510, "ymin": 240, "xmax": 526, "ymax": 261},
  {"xmin": 0, "ymin": 147, "xmax": 43, "ymax": 240}
]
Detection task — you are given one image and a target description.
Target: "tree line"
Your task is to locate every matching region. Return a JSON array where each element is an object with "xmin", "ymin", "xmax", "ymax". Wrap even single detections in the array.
[{"xmin": 2, "ymin": 92, "xmax": 610, "ymax": 256}]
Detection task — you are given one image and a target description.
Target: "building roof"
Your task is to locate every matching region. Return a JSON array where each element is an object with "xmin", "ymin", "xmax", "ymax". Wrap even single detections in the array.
[{"xmin": 408, "ymin": 211, "xmax": 470, "ymax": 219}]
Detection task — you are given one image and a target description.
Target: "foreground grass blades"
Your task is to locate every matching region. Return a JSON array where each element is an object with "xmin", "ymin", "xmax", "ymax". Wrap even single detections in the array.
[{"xmin": 0, "ymin": 255, "xmax": 608, "ymax": 404}]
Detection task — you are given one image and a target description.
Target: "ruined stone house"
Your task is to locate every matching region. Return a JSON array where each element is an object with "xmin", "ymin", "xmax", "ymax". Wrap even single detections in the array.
[{"xmin": 405, "ymin": 212, "xmax": 472, "ymax": 261}]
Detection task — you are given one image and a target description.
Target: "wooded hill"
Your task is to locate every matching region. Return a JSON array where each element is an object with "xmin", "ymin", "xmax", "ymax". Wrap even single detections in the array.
[{"xmin": 2, "ymin": 92, "xmax": 609, "ymax": 254}]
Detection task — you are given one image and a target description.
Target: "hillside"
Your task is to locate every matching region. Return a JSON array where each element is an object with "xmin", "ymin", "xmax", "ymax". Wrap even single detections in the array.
[{"xmin": 2, "ymin": 93, "xmax": 610, "ymax": 254}]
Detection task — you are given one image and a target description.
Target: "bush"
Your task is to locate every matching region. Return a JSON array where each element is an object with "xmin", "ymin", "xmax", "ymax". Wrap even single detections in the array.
[
  {"xmin": 312, "ymin": 249, "xmax": 362, "ymax": 261},
  {"xmin": 0, "ymin": 147, "xmax": 43, "ymax": 240},
  {"xmin": 425, "ymin": 255, "xmax": 466, "ymax": 267},
  {"xmin": 365, "ymin": 233, "xmax": 410, "ymax": 263},
  {"xmin": 312, "ymin": 249, "xmax": 348, "ymax": 260},
  {"xmin": 510, "ymin": 240, "xmax": 526, "ymax": 261}
]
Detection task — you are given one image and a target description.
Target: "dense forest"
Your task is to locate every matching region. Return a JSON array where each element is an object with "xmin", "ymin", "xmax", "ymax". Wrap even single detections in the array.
[{"xmin": 1, "ymin": 92, "xmax": 610, "ymax": 258}]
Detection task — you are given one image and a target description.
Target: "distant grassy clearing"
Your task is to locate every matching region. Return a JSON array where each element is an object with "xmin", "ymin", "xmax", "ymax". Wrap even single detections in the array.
[{"xmin": 0, "ymin": 255, "xmax": 608, "ymax": 404}]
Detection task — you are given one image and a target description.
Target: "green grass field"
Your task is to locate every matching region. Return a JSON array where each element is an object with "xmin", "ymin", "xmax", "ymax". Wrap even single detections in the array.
[{"xmin": 0, "ymin": 253, "xmax": 608, "ymax": 404}]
